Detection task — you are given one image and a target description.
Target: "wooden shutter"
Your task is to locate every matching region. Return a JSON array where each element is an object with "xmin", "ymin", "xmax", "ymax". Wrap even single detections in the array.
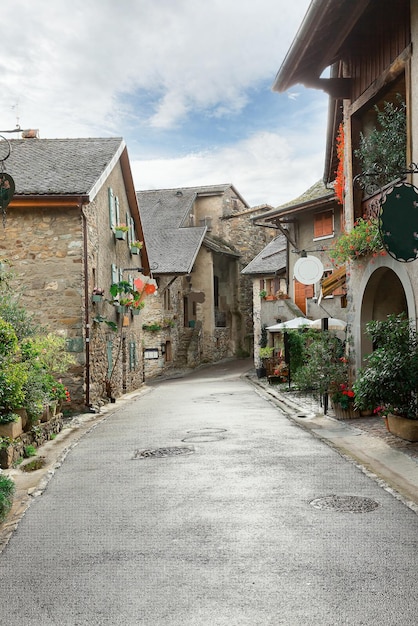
[
  {"xmin": 108, "ymin": 188, "xmax": 116, "ymax": 228},
  {"xmin": 314, "ymin": 211, "xmax": 333, "ymax": 238}
]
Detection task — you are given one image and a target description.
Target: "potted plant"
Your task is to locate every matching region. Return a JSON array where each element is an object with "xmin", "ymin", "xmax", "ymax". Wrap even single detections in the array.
[
  {"xmin": 259, "ymin": 289, "xmax": 267, "ymax": 299},
  {"xmin": 92, "ymin": 287, "xmax": 104, "ymax": 303},
  {"xmin": 130, "ymin": 240, "xmax": 143, "ymax": 255},
  {"xmin": 354, "ymin": 95, "xmax": 406, "ymax": 194},
  {"xmin": 330, "ymin": 383, "xmax": 359, "ymax": 419},
  {"xmin": 353, "ymin": 314, "xmax": 418, "ymax": 441},
  {"xmin": 113, "ymin": 223, "xmax": 129, "ymax": 240}
]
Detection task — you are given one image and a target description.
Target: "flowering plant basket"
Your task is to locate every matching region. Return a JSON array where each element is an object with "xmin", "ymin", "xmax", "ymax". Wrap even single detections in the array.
[{"xmin": 329, "ymin": 218, "xmax": 385, "ymax": 266}]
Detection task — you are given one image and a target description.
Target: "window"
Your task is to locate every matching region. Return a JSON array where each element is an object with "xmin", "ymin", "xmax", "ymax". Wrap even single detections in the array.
[
  {"xmin": 314, "ymin": 210, "xmax": 334, "ymax": 240},
  {"xmin": 164, "ymin": 287, "xmax": 172, "ymax": 310}
]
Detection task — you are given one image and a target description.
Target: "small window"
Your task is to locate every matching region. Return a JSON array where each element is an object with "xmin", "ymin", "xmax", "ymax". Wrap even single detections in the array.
[{"xmin": 314, "ymin": 210, "xmax": 334, "ymax": 240}]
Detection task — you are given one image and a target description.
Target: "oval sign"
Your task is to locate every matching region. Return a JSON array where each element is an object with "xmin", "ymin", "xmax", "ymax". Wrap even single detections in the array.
[
  {"xmin": 0, "ymin": 173, "xmax": 15, "ymax": 211},
  {"xmin": 294, "ymin": 255, "xmax": 324, "ymax": 285},
  {"xmin": 380, "ymin": 183, "xmax": 418, "ymax": 262}
]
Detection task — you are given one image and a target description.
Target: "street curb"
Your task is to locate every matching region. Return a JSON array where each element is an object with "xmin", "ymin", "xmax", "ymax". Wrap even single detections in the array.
[
  {"xmin": 0, "ymin": 385, "xmax": 153, "ymax": 554},
  {"xmin": 245, "ymin": 373, "xmax": 418, "ymax": 516}
]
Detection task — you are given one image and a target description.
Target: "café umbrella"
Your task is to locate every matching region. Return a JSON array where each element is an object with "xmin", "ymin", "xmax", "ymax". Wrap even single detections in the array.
[
  {"xmin": 309, "ymin": 317, "xmax": 347, "ymax": 331},
  {"xmin": 266, "ymin": 317, "xmax": 310, "ymax": 332}
]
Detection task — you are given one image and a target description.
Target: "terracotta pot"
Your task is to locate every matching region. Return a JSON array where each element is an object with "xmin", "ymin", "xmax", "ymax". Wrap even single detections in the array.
[{"xmin": 387, "ymin": 414, "xmax": 418, "ymax": 442}]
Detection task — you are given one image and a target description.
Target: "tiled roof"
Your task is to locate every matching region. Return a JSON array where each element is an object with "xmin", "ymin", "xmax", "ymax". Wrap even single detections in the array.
[
  {"xmin": 137, "ymin": 188, "xmax": 206, "ymax": 274},
  {"xmin": 241, "ymin": 235, "xmax": 287, "ymax": 275},
  {"xmin": 253, "ymin": 180, "xmax": 334, "ymax": 221},
  {"xmin": 4, "ymin": 137, "xmax": 124, "ymax": 198}
]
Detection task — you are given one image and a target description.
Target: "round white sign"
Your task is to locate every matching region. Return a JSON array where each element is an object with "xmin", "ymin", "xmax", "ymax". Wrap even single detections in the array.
[{"xmin": 294, "ymin": 256, "xmax": 324, "ymax": 285}]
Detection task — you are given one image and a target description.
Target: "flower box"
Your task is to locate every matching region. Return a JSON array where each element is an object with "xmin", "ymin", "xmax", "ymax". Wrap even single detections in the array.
[
  {"xmin": 331, "ymin": 402, "xmax": 360, "ymax": 420},
  {"xmin": 387, "ymin": 414, "xmax": 418, "ymax": 442},
  {"xmin": 130, "ymin": 246, "xmax": 139, "ymax": 255},
  {"xmin": 114, "ymin": 230, "xmax": 127, "ymax": 240},
  {"xmin": 92, "ymin": 294, "xmax": 103, "ymax": 303},
  {"xmin": 0, "ymin": 415, "xmax": 23, "ymax": 438}
]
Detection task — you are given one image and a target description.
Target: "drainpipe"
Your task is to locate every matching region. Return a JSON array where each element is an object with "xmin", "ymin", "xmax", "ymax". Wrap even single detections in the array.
[{"xmin": 82, "ymin": 210, "xmax": 91, "ymax": 408}]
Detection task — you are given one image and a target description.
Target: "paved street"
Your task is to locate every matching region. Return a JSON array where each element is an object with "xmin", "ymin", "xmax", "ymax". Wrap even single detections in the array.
[{"xmin": 1, "ymin": 359, "xmax": 418, "ymax": 625}]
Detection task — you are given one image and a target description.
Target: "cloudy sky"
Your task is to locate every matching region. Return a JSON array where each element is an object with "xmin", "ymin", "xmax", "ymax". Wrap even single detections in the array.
[{"xmin": 0, "ymin": 0, "xmax": 329, "ymax": 207}]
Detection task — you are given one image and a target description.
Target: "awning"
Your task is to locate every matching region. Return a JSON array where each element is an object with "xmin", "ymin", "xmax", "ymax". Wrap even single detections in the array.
[{"xmin": 321, "ymin": 266, "xmax": 346, "ymax": 298}]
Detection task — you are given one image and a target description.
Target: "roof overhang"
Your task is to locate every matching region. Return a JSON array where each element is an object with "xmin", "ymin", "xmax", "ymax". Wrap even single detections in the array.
[{"xmin": 273, "ymin": 0, "xmax": 371, "ymax": 93}]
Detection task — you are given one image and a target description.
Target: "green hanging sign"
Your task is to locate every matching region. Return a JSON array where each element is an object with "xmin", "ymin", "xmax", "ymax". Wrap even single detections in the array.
[{"xmin": 380, "ymin": 183, "xmax": 418, "ymax": 262}]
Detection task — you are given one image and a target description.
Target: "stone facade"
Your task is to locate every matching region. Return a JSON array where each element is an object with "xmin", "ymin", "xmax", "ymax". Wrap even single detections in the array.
[{"xmin": 0, "ymin": 138, "xmax": 149, "ymax": 410}]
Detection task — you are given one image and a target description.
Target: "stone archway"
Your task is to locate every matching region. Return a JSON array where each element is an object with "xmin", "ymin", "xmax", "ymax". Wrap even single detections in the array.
[{"xmin": 353, "ymin": 256, "xmax": 416, "ymax": 370}]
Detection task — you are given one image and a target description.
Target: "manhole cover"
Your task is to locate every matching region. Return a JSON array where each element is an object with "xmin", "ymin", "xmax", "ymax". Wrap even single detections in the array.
[
  {"xmin": 309, "ymin": 495, "xmax": 380, "ymax": 513},
  {"xmin": 133, "ymin": 446, "xmax": 194, "ymax": 460},
  {"xmin": 182, "ymin": 435, "xmax": 225, "ymax": 443}
]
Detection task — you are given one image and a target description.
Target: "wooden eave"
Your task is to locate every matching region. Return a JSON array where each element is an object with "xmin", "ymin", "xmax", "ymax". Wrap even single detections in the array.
[
  {"xmin": 9, "ymin": 195, "xmax": 88, "ymax": 209},
  {"xmin": 119, "ymin": 146, "xmax": 150, "ymax": 274},
  {"xmin": 259, "ymin": 194, "xmax": 335, "ymax": 224},
  {"xmin": 273, "ymin": 0, "xmax": 371, "ymax": 94}
]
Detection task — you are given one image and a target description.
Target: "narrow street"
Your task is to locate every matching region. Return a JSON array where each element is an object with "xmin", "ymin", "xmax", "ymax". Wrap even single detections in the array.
[{"xmin": 1, "ymin": 359, "xmax": 418, "ymax": 625}]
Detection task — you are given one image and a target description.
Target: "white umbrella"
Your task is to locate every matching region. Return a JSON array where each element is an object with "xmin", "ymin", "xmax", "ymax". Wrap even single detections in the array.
[
  {"xmin": 267, "ymin": 317, "xmax": 310, "ymax": 332},
  {"xmin": 309, "ymin": 317, "xmax": 347, "ymax": 331}
]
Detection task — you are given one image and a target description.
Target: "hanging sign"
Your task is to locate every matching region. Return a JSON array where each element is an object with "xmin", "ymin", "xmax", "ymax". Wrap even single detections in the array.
[
  {"xmin": 380, "ymin": 183, "xmax": 418, "ymax": 262},
  {"xmin": 0, "ymin": 173, "xmax": 15, "ymax": 211},
  {"xmin": 294, "ymin": 255, "xmax": 324, "ymax": 285}
]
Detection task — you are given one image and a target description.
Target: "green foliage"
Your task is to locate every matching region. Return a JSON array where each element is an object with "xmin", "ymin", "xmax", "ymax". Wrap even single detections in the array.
[
  {"xmin": 354, "ymin": 95, "xmax": 406, "ymax": 189},
  {"xmin": 0, "ymin": 412, "xmax": 19, "ymax": 425},
  {"xmin": 21, "ymin": 333, "xmax": 75, "ymax": 376},
  {"xmin": 0, "ymin": 318, "xmax": 18, "ymax": 357},
  {"xmin": 259, "ymin": 346, "xmax": 274, "ymax": 360},
  {"xmin": 353, "ymin": 314, "xmax": 418, "ymax": 418},
  {"xmin": 0, "ymin": 474, "xmax": 15, "ymax": 522},
  {"xmin": 329, "ymin": 218, "xmax": 385, "ymax": 266},
  {"xmin": 142, "ymin": 323, "xmax": 162, "ymax": 332},
  {"xmin": 24, "ymin": 444, "xmax": 37, "ymax": 458},
  {"xmin": 259, "ymin": 324, "xmax": 268, "ymax": 348},
  {"xmin": 0, "ymin": 362, "xmax": 28, "ymax": 412},
  {"xmin": 293, "ymin": 331, "xmax": 347, "ymax": 399},
  {"xmin": 286, "ymin": 331, "xmax": 306, "ymax": 376},
  {"xmin": 0, "ymin": 294, "xmax": 40, "ymax": 341}
]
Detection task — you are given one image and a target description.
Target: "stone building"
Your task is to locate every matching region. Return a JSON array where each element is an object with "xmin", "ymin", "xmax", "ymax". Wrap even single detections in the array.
[
  {"xmin": 273, "ymin": 0, "xmax": 416, "ymax": 371},
  {"xmin": 0, "ymin": 136, "xmax": 150, "ymax": 409},
  {"xmin": 137, "ymin": 184, "xmax": 273, "ymax": 376}
]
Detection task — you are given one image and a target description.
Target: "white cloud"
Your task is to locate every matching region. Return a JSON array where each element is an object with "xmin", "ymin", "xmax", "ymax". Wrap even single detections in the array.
[
  {"xmin": 0, "ymin": 0, "xmax": 311, "ymax": 134},
  {"xmin": 133, "ymin": 122, "xmax": 327, "ymax": 208}
]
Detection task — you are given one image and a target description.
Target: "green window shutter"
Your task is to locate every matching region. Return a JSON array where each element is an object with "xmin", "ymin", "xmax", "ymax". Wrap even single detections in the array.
[
  {"xmin": 107, "ymin": 341, "xmax": 113, "ymax": 378},
  {"xmin": 108, "ymin": 188, "xmax": 116, "ymax": 228},
  {"xmin": 129, "ymin": 217, "xmax": 135, "ymax": 246},
  {"xmin": 111, "ymin": 263, "xmax": 118, "ymax": 284},
  {"xmin": 115, "ymin": 195, "xmax": 120, "ymax": 225},
  {"xmin": 118, "ymin": 268, "xmax": 124, "ymax": 282},
  {"xmin": 126, "ymin": 212, "xmax": 131, "ymax": 245}
]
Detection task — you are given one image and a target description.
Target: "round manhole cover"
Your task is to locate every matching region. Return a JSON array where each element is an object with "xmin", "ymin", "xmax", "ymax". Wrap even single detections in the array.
[
  {"xmin": 133, "ymin": 446, "xmax": 194, "ymax": 460},
  {"xmin": 309, "ymin": 495, "xmax": 380, "ymax": 513},
  {"xmin": 182, "ymin": 435, "xmax": 225, "ymax": 443}
]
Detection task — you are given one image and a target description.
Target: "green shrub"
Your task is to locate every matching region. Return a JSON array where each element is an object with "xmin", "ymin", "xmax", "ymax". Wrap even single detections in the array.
[
  {"xmin": 0, "ymin": 474, "xmax": 15, "ymax": 522},
  {"xmin": 0, "ymin": 318, "xmax": 18, "ymax": 357},
  {"xmin": 0, "ymin": 413, "xmax": 19, "ymax": 425},
  {"xmin": 24, "ymin": 445, "xmax": 37, "ymax": 458}
]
